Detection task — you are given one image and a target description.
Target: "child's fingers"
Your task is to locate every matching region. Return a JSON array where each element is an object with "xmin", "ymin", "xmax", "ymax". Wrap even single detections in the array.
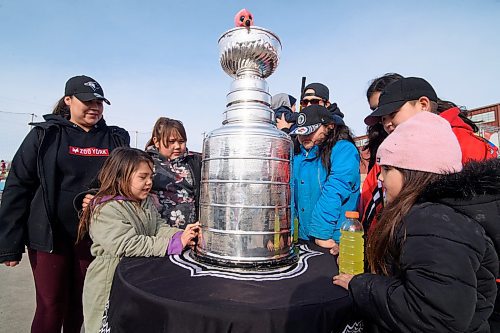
[
  {"xmin": 186, "ymin": 229, "xmax": 198, "ymax": 239},
  {"xmin": 186, "ymin": 222, "xmax": 201, "ymax": 231}
]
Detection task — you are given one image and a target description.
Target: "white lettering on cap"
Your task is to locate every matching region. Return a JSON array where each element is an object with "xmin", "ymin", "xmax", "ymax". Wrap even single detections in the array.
[{"xmin": 84, "ymin": 81, "xmax": 99, "ymax": 91}]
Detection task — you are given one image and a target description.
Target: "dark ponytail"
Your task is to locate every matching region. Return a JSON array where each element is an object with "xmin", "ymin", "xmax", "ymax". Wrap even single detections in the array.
[
  {"xmin": 52, "ymin": 97, "xmax": 70, "ymax": 120},
  {"xmin": 436, "ymin": 99, "xmax": 479, "ymax": 132}
]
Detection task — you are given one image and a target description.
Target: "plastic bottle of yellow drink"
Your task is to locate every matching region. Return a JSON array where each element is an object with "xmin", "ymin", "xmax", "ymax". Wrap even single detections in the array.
[
  {"xmin": 338, "ymin": 211, "xmax": 364, "ymax": 275},
  {"xmin": 293, "ymin": 217, "xmax": 299, "ymax": 244}
]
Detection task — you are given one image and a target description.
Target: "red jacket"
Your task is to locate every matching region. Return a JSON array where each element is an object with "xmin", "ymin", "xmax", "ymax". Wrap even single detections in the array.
[
  {"xmin": 440, "ymin": 107, "xmax": 498, "ymax": 163},
  {"xmin": 360, "ymin": 108, "xmax": 498, "ymax": 234},
  {"xmin": 359, "ymin": 163, "xmax": 383, "ymax": 234}
]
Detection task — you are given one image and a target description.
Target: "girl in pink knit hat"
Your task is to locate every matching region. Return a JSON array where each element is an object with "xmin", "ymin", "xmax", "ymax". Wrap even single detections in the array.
[{"xmin": 333, "ymin": 111, "xmax": 500, "ymax": 332}]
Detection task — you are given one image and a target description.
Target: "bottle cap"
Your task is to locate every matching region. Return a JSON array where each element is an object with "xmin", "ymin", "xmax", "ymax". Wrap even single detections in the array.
[{"xmin": 345, "ymin": 211, "xmax": 359, "ymax": 219}]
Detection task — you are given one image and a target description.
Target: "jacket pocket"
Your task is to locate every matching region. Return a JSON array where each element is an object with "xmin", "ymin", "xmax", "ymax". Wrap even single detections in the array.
[{"xmin": 27, "ymin": 188, "xmax": 52, "ymax": 249}]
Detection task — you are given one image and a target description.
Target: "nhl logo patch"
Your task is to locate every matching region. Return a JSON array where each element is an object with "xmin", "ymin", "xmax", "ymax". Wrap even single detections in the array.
[{"xmin": 297, "ymin": 114, "xmax": 306, "ymax": 126}]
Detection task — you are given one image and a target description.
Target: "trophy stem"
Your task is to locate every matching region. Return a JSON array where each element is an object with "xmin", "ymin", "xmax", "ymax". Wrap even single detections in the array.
[{"xmin": 236, "ymin": 68, "xmax": 261, "ymax": 78}]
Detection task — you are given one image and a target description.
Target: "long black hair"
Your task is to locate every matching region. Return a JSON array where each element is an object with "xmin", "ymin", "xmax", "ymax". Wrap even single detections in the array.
[
  {"xmin": 319, "ymin": 124, "xmax": 357, "ymax": 173},
  {"xmin": 436, "ymin": 99, "xmax": 479, "ymax": 132}
]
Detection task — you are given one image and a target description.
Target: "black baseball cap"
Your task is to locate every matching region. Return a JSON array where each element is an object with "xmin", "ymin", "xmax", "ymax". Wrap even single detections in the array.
[
  {"xmin": 364, "ymin": 77, "xmax": 437, "ymax": 126},
  {"xmin": 65, "ymin": 75, "xmax": 110, "ymax": 105},
  {"xmin": 301, "ymin": 83, "xmax": 329, "ymax": 101},
  {"xmin": 290, "ymin": 105, "xmax": 341, "ymax": 135}
]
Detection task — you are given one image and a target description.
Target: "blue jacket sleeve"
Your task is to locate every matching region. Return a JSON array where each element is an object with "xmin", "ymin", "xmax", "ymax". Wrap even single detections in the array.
[{"xmin": 309, "ymin": 141, "xmax": 359, "ymax": 240}]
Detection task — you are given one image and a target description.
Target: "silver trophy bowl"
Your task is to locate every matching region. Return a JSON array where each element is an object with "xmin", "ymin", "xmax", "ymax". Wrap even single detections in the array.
[
  {"xmin": 219, "ymin": 26, "xmax": 281, "ymax": 79},
  {"xmin": 192, "ymin": 26, "xmax": 298, "ymax": 269}
]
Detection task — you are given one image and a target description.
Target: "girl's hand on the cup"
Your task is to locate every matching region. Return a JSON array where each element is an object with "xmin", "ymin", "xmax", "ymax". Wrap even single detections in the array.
[
  {"xmin": 181, "ymin": 222, "xmax": 200, "ymax": 247},
  {"xmin": 332, "ymin": 273, "xmax": 353, "ymax": 290}
]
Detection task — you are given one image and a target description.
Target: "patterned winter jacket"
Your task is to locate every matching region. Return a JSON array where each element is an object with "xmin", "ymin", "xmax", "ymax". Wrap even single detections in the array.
[{"xmin": 146, "ymin": 146, "xmax": 201, "ymax": 229}]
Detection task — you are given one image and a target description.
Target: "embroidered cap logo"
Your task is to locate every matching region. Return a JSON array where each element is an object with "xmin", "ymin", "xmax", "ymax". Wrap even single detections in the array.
[
  {"xmin": 84, "ymin": 81, "xmax": 99, "ymax": 92},
  {"xmin": 297, "ymin": 114, "xmax": 306, "ymax": 126}
]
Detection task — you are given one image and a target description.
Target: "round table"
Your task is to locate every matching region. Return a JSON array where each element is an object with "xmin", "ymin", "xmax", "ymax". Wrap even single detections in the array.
[{"xmin": 104, "ymin": 243, "xmax": 359, "ymax": 333}]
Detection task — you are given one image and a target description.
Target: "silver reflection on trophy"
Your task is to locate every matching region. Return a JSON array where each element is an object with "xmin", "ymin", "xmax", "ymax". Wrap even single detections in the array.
[{"xmin": 192, "ymin": 26, "xmax": 298, "ymax": 268}]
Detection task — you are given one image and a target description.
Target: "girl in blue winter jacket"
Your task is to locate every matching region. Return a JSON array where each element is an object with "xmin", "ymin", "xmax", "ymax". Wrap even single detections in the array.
[{"xmin": 291, "ymin": 105, "xmax": 360, "ymax": 254}]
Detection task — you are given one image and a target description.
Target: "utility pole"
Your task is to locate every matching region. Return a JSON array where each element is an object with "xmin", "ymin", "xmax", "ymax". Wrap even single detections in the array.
[
  {"xmin": 30, "ymin": 113, "xmax": 37, "ymax": 128},
  {"xmin": 0, "ymin": 110, "xmax": 37, "ymax": 130}
]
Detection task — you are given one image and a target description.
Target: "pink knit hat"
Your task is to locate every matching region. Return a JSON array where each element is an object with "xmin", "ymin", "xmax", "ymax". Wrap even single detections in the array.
[{"xmin": 377, "ymin": 112, "xmax": 463, "ymax": 174}]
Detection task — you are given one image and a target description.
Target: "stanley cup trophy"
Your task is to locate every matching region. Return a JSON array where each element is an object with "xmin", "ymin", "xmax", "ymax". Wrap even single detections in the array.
[{"xmin": 192, "ymin": 26, "xmax": 299, "ymax": 269}]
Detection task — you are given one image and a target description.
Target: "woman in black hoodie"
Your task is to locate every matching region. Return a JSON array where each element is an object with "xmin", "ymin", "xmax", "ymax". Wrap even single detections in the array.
[
  {"xmin": 334, "ymin": 112, "xmax": 499, "ymax": 332},
  {"xmin": 0, "ymin": 75, "xmax": 129, "ymax": 333}
]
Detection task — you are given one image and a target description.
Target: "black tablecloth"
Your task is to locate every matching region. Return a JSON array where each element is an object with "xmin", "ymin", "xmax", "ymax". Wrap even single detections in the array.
[{"xmin": 105, "ymin": 243, "xmax": 358, "ymax": 333}]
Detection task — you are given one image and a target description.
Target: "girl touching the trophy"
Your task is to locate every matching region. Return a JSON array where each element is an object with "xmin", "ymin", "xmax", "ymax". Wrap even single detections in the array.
[{"xmin": 78, "ymin": 147, "xmax": 199, "ymax": 332}]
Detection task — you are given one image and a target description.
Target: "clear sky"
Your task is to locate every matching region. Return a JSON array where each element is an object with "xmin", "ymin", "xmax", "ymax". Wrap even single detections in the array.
[{"xmin": 1, "ymin": 0, "xmax": 499, "ymax": 159}]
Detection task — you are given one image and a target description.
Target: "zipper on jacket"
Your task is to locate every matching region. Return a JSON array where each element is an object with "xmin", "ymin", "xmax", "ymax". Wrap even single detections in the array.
[
  {"xmin": 318, "ymin": 165, "xmax": 322, "ymax": 193},
  {"xmin": 185, "ymin": 156, "xmax": 200, "ymax": 220},
  {"xmin": 36, "ymin": 127, "xmax": 54, "ymax": 253}
]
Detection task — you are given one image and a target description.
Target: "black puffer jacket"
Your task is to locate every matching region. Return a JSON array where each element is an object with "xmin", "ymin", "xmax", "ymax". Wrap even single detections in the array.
[{"xmin": 349, "ymin": 159, "xmax": 500, "ymax": 333}]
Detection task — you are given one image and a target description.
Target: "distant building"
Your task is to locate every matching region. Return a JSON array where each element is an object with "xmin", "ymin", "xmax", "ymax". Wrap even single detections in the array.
[
  {"xmin": 354, "ymin": 103, "xmax": 500, "ymax": 176},
  {"xmin": 469, "ymin": 103, "xmax": 500, "ymax": 148}
]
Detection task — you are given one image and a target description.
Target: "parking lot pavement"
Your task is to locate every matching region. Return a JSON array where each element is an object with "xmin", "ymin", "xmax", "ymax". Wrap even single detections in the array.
[{"xmin": 0, "ymin": 254, "xmax": 35, "ymax": 332}]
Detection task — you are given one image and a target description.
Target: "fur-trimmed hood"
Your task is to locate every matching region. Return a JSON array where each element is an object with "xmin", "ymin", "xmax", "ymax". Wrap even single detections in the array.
[
  {"xmin": 420, "ymin": 158, "xmax": 500, "ymax": 203},
  {"xmin": 419, "ymin": 158, "xmax": 500, "ymax": 263}
]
